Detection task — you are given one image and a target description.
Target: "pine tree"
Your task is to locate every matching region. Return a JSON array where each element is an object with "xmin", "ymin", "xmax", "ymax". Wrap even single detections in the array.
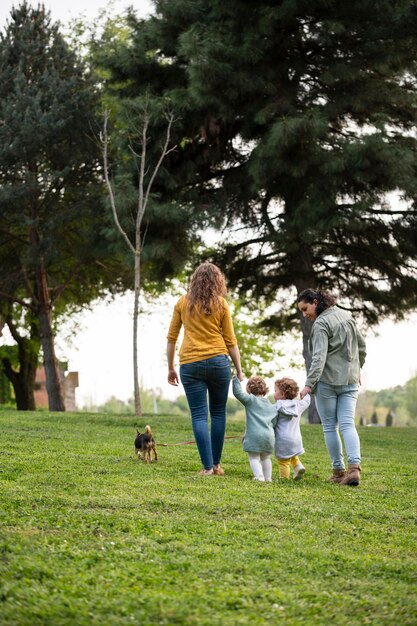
[
  {"xmin": 99, "ymin": 0, "xmax": 417, "ymax": 420},
  {"xmin": 0, "ymin": 3, "xmax": 125, "ymax": 410}
]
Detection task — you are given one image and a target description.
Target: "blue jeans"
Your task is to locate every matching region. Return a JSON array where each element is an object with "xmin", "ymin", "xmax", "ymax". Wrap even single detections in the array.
[
  {"xmin": 180, "ymin": 355, "xmax": 231, "ymax": 470},
  {"xmin": 315, "ymin": 382, "xmax": 361, "ymax": 469}
]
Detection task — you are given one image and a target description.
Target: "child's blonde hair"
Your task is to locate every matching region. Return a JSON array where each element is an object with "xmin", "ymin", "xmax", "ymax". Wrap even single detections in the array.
[
  {"xmin": 274, "ymin": 377, "xmax": 299, "ymax": 400},
  {"xmin": 246, "ymin": 375, "xmax": 269, "ymax": 396}
]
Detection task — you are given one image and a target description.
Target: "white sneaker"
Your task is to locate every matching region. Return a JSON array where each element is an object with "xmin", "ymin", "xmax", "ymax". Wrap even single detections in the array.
[
  {"xmin": 293, "ymin": 463, "xmax": 305, "ymax": 481},
  {"xmin": 253, "ymin": 476, "xmax": 265, "ymax": 481}
]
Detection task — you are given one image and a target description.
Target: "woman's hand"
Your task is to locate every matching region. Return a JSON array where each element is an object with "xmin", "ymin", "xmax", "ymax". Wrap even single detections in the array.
[
  {"xmin": 168, "ymin": 368, "xmax": 179, "ymax": 386},
  {"xmin": 300, "ymin": 386, "xmax": 311, "ymax": 399},
  {"xmin": 227, "ymin": 345, "xmax": 244, "ymax": 381},
  {"xmin": 167, "ymin": 342, "xmax": 179, "ymax": 386}
]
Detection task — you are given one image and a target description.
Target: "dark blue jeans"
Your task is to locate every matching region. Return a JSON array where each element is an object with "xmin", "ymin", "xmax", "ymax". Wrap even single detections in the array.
[{"xmin": 180, "ymin": 355, "xmax": 231, "ymax": 470}]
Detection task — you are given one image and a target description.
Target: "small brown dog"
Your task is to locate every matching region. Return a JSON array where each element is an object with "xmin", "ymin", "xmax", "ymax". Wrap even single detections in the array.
[{"xmin": 134, "ymin": 425, "xmax": 158, "ymax": 463}]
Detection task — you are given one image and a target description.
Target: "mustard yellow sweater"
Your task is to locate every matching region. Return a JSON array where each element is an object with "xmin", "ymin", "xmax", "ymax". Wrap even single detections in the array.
[{"xmin": 166, "ymin": 295, "xmax": 237, "ymax": 364}]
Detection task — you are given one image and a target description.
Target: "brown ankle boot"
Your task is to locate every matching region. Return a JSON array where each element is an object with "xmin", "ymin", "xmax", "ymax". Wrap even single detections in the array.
[
  {"xmin": 327, "ymin": 468, "xmax": 347, "ymax": 483},
  {"xmin": 340, "ymin": 464, "xmax": 361, "ymax": 486}
]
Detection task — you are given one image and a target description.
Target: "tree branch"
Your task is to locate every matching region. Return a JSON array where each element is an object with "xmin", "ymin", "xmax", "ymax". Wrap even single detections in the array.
[{"xmin": 101, "ymin": 110, "xmax": 135, "ymax": 255}]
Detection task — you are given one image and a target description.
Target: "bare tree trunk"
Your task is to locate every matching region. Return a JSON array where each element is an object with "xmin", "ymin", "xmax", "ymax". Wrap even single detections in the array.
[
  {"xmin": 36, "ymin": 259, "xmax": 65, "ymax": 411},
  {"xmin": 102, "ymin": 104, "xmax": 176, "ymax": 419},
  {"xmin": 133, "ymin": 243, "xmax": 141, "ymax": 416},
  {"xmin": 2, "ymin": 357, "xmax": 37, "ymax": 410}
]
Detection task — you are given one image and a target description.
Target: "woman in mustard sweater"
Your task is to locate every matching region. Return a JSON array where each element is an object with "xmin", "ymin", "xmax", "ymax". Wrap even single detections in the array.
[{"xmin": 167, "ymin": 262, "xmax": 243, "ymax": 476}]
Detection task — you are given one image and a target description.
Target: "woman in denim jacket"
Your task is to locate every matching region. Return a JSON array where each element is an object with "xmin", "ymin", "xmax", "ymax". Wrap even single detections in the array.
[{"xmin": 297, "ymin": 288, "xmax": 367, "ymax": 486}]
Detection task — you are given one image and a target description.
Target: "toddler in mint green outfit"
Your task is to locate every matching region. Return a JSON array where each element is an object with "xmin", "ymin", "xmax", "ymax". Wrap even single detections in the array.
[{"xmin": 232, "ymin": 376, "xmax": 278, "ymax": 481}]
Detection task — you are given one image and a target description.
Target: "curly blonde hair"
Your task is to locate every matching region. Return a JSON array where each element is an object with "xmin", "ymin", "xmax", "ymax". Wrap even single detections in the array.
[
  {"xmin": 187, "ymin": 262, "xmax": 227, "ymax": 315},
  {"xmin": 274, "ymin": 377, "xmax": 299, "ymax": 400},
  {"xmin": 246, "ymin": 376, "xmax": 269, "ymax": 397}
]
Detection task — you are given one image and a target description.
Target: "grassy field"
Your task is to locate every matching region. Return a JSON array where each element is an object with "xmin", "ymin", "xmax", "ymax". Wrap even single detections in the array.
[{"xmin": 0, "ymin": 409, "xmax": 416, "ymax": 626}]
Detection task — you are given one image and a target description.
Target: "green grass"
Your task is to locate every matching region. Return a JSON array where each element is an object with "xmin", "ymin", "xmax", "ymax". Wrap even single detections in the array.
[{"xmin": 0, "ymin": 409, "xmax": 416, "ymax": 626}]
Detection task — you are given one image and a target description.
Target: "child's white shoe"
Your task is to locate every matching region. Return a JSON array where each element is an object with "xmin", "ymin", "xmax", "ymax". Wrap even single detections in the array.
[
  {"xmin": 253, "ymin": 476, "xmax": 265, "ymax": 481},
  {"xmin": 293, "ymin": 463, "xmax": 305, "ymax": 481}
]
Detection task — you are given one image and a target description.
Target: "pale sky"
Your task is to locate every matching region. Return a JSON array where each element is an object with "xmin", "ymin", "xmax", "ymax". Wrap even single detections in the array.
[
  {"xmin": 1, "ymin": 0, "xmax": 416, "ymax": 407},
  {"xmin": 0, "ymin": 0, "xmax": 154, "ymax": 27},
  {"xmin": 56, "ymin": 294, "xmax": 416, "ymax": 407}
]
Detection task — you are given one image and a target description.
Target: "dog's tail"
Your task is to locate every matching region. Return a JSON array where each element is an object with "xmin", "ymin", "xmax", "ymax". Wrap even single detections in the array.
[{"xmin": 145, "ymin": 424, "xmax": 152, "ymax": 435}]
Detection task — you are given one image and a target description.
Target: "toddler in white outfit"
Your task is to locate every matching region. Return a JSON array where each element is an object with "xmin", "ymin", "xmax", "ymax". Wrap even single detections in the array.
[{"xmin": 274, "ymin": 377, "xmax": 310, "ymax": 480}]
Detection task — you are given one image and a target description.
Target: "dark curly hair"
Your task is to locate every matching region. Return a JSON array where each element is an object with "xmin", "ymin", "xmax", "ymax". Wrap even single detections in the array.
[
  {"xmin": 187, "ymin": 262, "xmax": 227, "ymax": 315},
  {"xmin": 246, "ymin": 376, "xmax": 269, "ymax": 397},
  {"xmin": 274, "ymin": 377, "xmax": 299, "ymax": 400},
  {"xmin": 296, "ymin": 288, "xmax": 336, "ymax": 316}
]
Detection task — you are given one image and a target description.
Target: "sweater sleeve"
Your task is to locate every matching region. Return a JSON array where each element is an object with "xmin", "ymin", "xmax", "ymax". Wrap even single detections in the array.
[
  {"xmin": 221, "ymin": 301, "xmax": 237, "ymax": 347},
  {"xmin": 298, "ymin": 395, "xmax": 311, "ymax": 415},
  {"xmin": 232, "ymin": 377, "xmax": 251, "ymax": 406},
  {"xmin": 166, "ymin": 298, "xmax": 183, "ymax": 343}
]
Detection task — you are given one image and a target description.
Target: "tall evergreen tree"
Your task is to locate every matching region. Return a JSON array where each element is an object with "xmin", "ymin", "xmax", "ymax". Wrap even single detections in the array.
[
  {"xmin": 0, "ymin": 4, "xmax": 201, "ymax": 410},
  {"xmin": 0, "ymin": 3, "xmax": 130, "ymax": 410},
  {"xmin": 101, "ymin": 0, "xmax": 417, "ymax": 420}
]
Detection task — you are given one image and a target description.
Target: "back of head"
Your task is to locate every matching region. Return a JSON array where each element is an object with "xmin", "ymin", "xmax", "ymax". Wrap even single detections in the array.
[
  {"xmin": 275, "ymin": 377, "xmax": 299, "ymax": 400},
  {"xmin": 187, "ymin": 262, "xmax": 227, "ymax": 315},
  {"xmin": 296, "ymin": 288, "xmax": 336, "ymax": 316},
  {"xmin": 246, "ymin": 376, "xmax": 269, "ymax": 397}
]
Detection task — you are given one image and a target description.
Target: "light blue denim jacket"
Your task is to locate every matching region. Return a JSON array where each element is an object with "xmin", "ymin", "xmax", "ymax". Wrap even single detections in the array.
[{"xmin": 306, "ymin": 306, "xmax": 366, "ymax": 391}]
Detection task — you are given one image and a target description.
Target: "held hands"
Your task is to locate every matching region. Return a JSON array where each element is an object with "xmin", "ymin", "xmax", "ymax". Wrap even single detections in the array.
[
  {"xmin": 168, "ymin": 368, "xmax": 179, "ymax": 386},
  {"xmin": 236, "ymin": 369, "xmax": 245, "ymax": 381},
  {"xmin": 300, "ymin": 386, "xmax": 311, "ymax": 399}
]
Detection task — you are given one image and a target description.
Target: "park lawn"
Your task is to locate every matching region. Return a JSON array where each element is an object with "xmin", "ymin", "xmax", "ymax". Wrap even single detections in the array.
[{"xmin": 0, "ymin": 409, "xmax": 416, "ymax": 626}]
